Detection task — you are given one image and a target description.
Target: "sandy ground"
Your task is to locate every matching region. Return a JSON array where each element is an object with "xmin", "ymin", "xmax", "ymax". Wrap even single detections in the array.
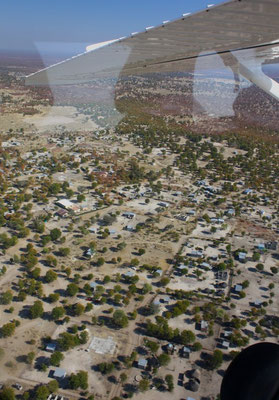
[{"xmin": 24, "ymin": 106, "xmax": 99, "ymax": 132}]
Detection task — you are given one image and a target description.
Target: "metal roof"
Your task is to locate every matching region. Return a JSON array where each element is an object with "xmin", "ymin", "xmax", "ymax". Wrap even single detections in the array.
[{"xmin": 53, "ymin": 368, "xmax": 67, "ymax": 378}]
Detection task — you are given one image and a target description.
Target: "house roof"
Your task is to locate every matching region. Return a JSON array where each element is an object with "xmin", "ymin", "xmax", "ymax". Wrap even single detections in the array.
[
  {"xmin": 46, "ymin": 343, "xmax": 56, "ymax": 351},
  {"xmin": 56, "ymin": 199, "xmax": 74, "ymax": 209},
  {"xmin": 238, "ymin": 252, "xmax": 247, "ymax": 259},
  {"xmin": 138, "ymin": 358, "xmax": 148, "ymax": 367},
  {"xmin": 155, "ymin": 269, "xmax": 162, "ymax": 275},
  {"xmin": 200, "ymin": 262, "xmax": 210, "ymax": 268},
  {"xmin": 191, "ymin": 369, "xmax": 201, "ymax": 380},
  {"xmin": 53, "ymin": 368, "xmax": 67, "ymax": 378},
  {"xmin": 201, "ymin": 320, "xmax": 208, "ymax": 329},
  {"xmin": 189, "ymin": 380, "xmax": 199, "ymax": 392},
  {"xmin": 177, "ymin": 264, "xmax": 188, "ymax": 270},
  {"xmin": 124, "ymin": 271, "xmax": 135, "ymax": 277},
  {"xmin": 123, "ymin": 212, "xmax": 135, "ymax": 217}
]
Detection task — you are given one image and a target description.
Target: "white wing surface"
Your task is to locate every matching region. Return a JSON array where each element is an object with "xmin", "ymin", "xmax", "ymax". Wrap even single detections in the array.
[{"xmin": 25, "ymin": 0, "xmax": 279, "ymax": 100}]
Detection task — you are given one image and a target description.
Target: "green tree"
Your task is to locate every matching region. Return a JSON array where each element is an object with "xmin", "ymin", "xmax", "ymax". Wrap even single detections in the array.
[
  {"xmin": 209, "ymin": 350, "xmax": 223, "ymax": 370},
  {"xmin": 35, "ymin": 385, "xmax": 49, "ymax": 400},
  {"xmin": 48, "ymin": 293, "xmax": 60, "ymax": 303},
  {"xmin": 193, "ymin": 342, "xmax": 202, "ymax": 351},
  {"xmin": 112, "ymin": 310, "xmax": 128, "ymax": 328},
  {"xmin": 72, "ymin": 303, "xmax": 85, "ymax": 316},
  {"xmin": 271, "ymin": 266, "xmax": 278, "ymax": 275},
  {"xmin": 47, "ymin": 380, "xmax": 59, "ymax": 393},
  {"xmin": 50, "ymin": 228, "xmax": 62, "ymax": 242},
  {"xmin": 180, "ymin": 329, "xmax": 196, "ymax": 345},
  {"xmin": 120, "ymin": 373, "xmax": 128, "ymax": 384},
  {"xmin": 96, "ymin": 257, "xmax": 105, "ymax": 267},
  {"xmin": 160, "ymin": 277, "xmax": 170, "ymax": 287},
  {"xmin": 29, "ymin": 301, "xmax": 44, "ymax": 319},
  {"xmin": 165, "ymin": 374, "xmax": 174, "ymax": 392},
  {"xmin": 66, "ymin": 283, "xmax": 79, "ymax": 297},
  {"xmin": 1, "ymin": 322, "xmax": 16, "ymax": 337},
  {"xmin": 59, "ymin": 247, "xmax": 70, "ymax": 257},
  {"xmin": 77, "ymin": 194, "xmax": 86, "ymax": 203},
  {"xmin": 138, "ymin": 378, "xmax": 149, "ymax": 392},
  {"xmin": 26, "ymin": 351, "xmax": 35, "ymax": 364},
  {"xmin": 51, "ymin": 306, "xmax": 65, "ymax": 321},
  {"xmin": 50, "ymin": 351, "xmax": 64, "ymax": 367},
  {"xmin": 69, "ymin": 371, "xmax": 88, "ymax": 390},
  {"xmin": 0, "ymin": 290, "xmax": 13, "ymax": 305},
  {"xmin": 41, "ymin": 235, "xmax": 51, "ymax": 246},
  {"xmin": 98, "ymin": 362, "xmax": 115, "ymax": 374},
  {"xmin": 256, "ymin": 263, "xmax": 264, "ymax": 272},
  {"xmin": 252, "ymin": 252, "xmax": 260, "ymax": 262},
  {"xmin": 144, "ymin": 339, "xmax": 159, "ymax": 353},
  {"xmin": 158, "ymin": 353, "xmax": 170, "ymax": 366},
  {"xmin": 45, "ymin": 270, "xmax": 57, "ymax": 283},
  {"xmin": 0, "ymin": 387, "xmax": 15, "ymax": 400}
]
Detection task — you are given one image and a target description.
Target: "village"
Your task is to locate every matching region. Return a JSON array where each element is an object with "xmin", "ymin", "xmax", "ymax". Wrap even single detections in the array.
[{"xmin": 0, "ymin": 65, "xmax": 278, "ymax": 400}]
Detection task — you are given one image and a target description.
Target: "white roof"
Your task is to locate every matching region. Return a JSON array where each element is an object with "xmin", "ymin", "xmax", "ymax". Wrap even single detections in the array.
[{"xmin": 57, "ymin": 199, "xmax": 74, "ymax": 208}]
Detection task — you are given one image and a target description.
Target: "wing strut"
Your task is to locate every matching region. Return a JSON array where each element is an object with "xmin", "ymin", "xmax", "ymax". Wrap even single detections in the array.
[{"xmin": 238, "ymin": 63, "xmax": 279, "ymax": 101}]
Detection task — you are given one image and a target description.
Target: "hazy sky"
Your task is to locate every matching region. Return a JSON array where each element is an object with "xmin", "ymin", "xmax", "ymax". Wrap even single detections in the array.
[{"xmin": 1, "ymin": 0, "xmax": 224, "ymax": 54}]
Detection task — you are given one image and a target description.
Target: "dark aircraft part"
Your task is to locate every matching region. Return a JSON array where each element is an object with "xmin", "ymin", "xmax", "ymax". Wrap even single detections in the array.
[{"xmin": 221, "ymin": 342, "xmax": 279, "ymax": 400}]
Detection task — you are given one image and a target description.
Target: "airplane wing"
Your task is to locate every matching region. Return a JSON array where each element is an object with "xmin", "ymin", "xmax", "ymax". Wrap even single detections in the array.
[{"xmin": 26, "ymin": 0, "xmax": 279, "ymax": 100}]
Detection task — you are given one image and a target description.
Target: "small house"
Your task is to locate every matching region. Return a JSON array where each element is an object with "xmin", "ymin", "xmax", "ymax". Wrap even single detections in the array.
[
  {"xmin": 257, "ymin": 244, "xmax": 265, "ymax": 252},
  {"xmin": 84, "ymin": 248, "xmax": 95, "ymax": 259},
  {"xmin": 200, "ymin": 320, "xmax": 208, "ymax": 332},
  {"xmin": 90, "ymin": 282, "xmax": 98, "ymax": 291},
  {"xmin": 200, "ymin": 262, "xmax": 211, "ymax": 269},
  {"xmin": 254, "ymin": 299, "xmax": 262, "ymax": 307},
  {"xmin": 123, "ymin": 212, "xmax": 135, "ymax": 219},
  {"xmin": 222, "ymin": 340, "xmax": 230, "ymax": 349},
  {"xmin": 158, "ymin": 202, "xmax": 169, "ymax": 208},
  {"xmin": 45, "ymin": 342, "xmax": 56, "ymax": 353},
  {"xmin": 53, "ymin": 368, "xmax": 67, "ymax": 379},
  {"xmin": 215, "ymin": 271, "xmax": 228, "ymax": 281},
  {"xmin": 161, "ymin": 295, "xmax": 171, "ymax": 304},
  {"xmin": 138, "ymin": 358, "xmax": 148, "ymax": 369},
  {"xmin": 187, "ymin": 210, "xmax": 196, "ymax": 216},
  {"xmin": 124, "ymin": 271, "xmax": 135, "ymax": 278},
  {"xmin": 181, "ymin": 346, "xmax": 191, "ymax": 358},
  {"xmin": 227, "ymin": 208, "xmax": 235, "ymax": 217},
  {"xmin": 238, "ymin": 252, "xmax": 247, "ymax": 262},
  {"xmin": 266, "ymin": 241, "xmax": 278, "ymax": 251},
  {"xmin": 189, "ymin": 250, "xmax": 203, "ymax": 258},
  {"xmin": 177, "ymin": 264, "xmax": 188, "ymax": 274},
  {"xmin": 56, "ymin": 209, "xmax": 68, "ymax": 218},
  {"xmin": 234, "ymin": 284, "xmax": 243, "ymax": 293},
  {"xmin": 189, "ymin": 380, "xmax": 200, "ymax": 392},
  {"xmin": 166, "ymin": 343, "xmax": 175, "ymax": 354}
]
